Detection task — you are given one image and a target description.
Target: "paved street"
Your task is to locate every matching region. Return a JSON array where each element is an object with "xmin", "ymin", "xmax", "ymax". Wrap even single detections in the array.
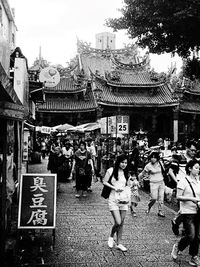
[{"xmin": 25, "ymin": 158, "xmax": 193, "ymax": 267}]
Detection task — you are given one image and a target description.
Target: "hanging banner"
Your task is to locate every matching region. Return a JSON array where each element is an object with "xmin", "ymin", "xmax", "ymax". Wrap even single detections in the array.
[
  {"xmin": 100, "ymin": 116, "xmax": 116, "ymax": 134},
  {"xmin": 18, "ymin": 174, "xmax": 57, "ymax": 229},
  {"xmin": 117, "ymin": 115, "xmax": 129, "ymax": 134}
]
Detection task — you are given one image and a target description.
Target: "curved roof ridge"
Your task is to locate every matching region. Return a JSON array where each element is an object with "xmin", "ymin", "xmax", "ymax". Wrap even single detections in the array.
[
  {"xmin": 110, "ymin": 52, "xmax": 150, "ymax": 71},
  {"xmin": 77, "ymin": 39, "xmax": 137, "ymax": 55}
]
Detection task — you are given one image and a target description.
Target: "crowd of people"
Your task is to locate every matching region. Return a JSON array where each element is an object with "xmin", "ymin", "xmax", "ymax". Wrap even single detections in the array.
[{"xmin": 31, "ymin": 134, "xmax": 200, "ymax": 264}]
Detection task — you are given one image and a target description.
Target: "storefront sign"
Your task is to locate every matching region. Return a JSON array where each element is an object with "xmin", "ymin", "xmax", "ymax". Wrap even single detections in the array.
[
  {"xmin": 100, "ymin": 115, "xmax": 129, "ymax": 134},
  {"xmin": 23, "ymin": 128, "xmax": 29, "ymax": 161},
  {"xmin": 18, "ymin": 174, "xmax": 57, "ymax": 229}
]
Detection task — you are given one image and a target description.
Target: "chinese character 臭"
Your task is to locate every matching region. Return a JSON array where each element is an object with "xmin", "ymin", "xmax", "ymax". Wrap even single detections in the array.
[{"xmin": 30, "ymin": 177, "xmax": 48, "ymax": 193}]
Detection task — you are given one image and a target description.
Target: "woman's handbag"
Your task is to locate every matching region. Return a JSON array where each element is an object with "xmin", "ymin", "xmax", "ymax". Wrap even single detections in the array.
[
  {"xmin": 101, "ymin": 173, "xmax": 113, "ymax": 199},
  {"xmin": 115, "ymin": 186, "xmax": 131, "ymax": 204},
  {"xmin": 78, "ymin": 167, "xmax": 86, "ymax": 176}
]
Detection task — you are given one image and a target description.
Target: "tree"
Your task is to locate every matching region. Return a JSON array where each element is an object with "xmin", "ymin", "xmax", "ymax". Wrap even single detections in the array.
[{"xmin": 106, "ymin": 0, "xmax": 200, "ymax": 58}]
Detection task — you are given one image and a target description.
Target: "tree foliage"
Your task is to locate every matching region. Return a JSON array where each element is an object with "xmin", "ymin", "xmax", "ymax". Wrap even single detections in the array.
[
  {"xmin": 183, "ymin": 58, "xmax": 200, "ymax": 80},
  {"xmin": 106, "ymin": 0, "xmax": 200, "ymax": 58}
]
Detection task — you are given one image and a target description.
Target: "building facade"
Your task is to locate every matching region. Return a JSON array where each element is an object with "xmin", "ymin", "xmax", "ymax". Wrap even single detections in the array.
[
  {"xmin": 36, "ymin": 33, "xmax": 180, "ymax": 145},
  {"xmin": 0, "ymin": 1, "xmax": 44, "ymax": 259}
]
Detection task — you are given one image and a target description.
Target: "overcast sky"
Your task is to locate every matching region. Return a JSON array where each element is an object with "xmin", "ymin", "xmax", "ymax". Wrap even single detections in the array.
[{"xmin": 8, "ymin": 0, "xmax": 182, "ymax": 72}]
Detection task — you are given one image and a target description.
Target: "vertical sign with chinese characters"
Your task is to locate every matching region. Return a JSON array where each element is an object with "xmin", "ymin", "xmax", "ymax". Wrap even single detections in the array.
[{"xmin": 18, "ymin": 174, "xmax": 57, "ymax": 229}]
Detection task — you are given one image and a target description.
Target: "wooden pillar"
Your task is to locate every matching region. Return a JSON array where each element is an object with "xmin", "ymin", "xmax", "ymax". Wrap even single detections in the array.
[
  {"xmin": 0, "ymin": 119, "xmax": 7, "ymax": 260},
  {"xmin": 152, "ymin": 113, "xmax": 157, "ymax": 132},
  {"xmin": 173, "ymin": 108, "xmax": 179, "ymax": 143}
]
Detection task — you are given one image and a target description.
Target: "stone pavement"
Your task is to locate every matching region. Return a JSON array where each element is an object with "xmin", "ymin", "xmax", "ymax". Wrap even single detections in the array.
[{"xmin": 24, "ymin": 158, "xmax": 194, "ymax": 267}]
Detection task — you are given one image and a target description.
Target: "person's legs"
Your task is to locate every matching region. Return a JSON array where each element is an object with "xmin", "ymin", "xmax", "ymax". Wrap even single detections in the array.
[
  {"xmin": 81, "ymin": 175, "xmax": 88, "ymax": 196},
  {"xmin": 178, "ymin": 215, "xmax": 195, "ymax": 252},
  {"xmin": 157, "ymin": 181, "xmax": 165, "ymax": 215},
  {"xmin": 147, "ymin": 183, "xmax": 158, "ymax": 212},
  {"xmin": 130, "ymin": 202, "xmax": 137, "ymax": 216},
  {"xmin": 75, "ymin": 173, "xmax": 81, "ymax": 197},
  {"xmin": 171, "ymin": 214, "xmax": 195, "ymax": 260},
  {"xmin": 188, "ymin": 215, "xmax": 200, "ymax": 257},
  {"xmin": 110, "ymin": 210, "xmax": 121, "ymax": 238},
  {"xmin": 117, "ymin": 210, "xmax": 126, "ymax": 245}
]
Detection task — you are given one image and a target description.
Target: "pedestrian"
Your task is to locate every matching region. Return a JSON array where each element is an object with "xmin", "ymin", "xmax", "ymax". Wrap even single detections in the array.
[
  {"xmin": 71, "ymin": 141, "xmax": 94, "ymax": 198},
  {"xmin": 129, "ymin": 140, "xmax": 140, "ymax": 180},
  {"xmin": 103, "ymin": 154, "xmax": 131, "ymax": 252},
  {"xmin": 128, "ymin": 172, "xmax": 140, "ymax": 217},
  {"xmin": 62, "ymin": 141, "xmax": 73, "ymax": 180},
  {"xmin": 185, "ymin": 140, "xmax": 198, "ymax": 163},
  {"xmin": 171, "ymin": 141, "xmax": 198, "ymax": 235},
  {"xmin": 41, "ymin": 139, "xmax": 47, "ymax": 159},
  {"xmin": 86, "ymin": 137, "xmax": 97, "ymax": 191},
  {"xmin": 171, "ymin": 159, "xmax": 200, "ymax": 266},
  {"xmin": 138, "ymin": 151, "xmax": 165, "ymax": 217},
  {"xmin": 47, "ymin": 146, "xmax": 69, "ymax": 192}
]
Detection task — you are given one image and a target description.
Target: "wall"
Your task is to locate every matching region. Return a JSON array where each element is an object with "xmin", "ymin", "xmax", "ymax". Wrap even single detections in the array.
[{"xmin": 0, "ymin": 0, "xmax": 16, "ymax": 73}]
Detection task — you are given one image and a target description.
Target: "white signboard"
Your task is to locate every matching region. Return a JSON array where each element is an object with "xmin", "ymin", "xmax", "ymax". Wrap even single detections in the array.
[
  {"xmin": 41, "ymin": 126, "xmax": 51, "ymax": 134},
  {"xmin": 39, "ymin": 67, "xmax": 60, "ymax": 87},
  {"xmin": 100, "ymin": 117, "xmax": 107, "ymax": 134},
  {"xmin": 108, "ymin": 116, "xmax": 116, "ymax": 134},
  {"xmin": 100, "ymin": 115, "xmax": 129, "ymax": 134},
  {"xmin": 117, "ymin": 115, "xmax": 129, "ymax": 134}
]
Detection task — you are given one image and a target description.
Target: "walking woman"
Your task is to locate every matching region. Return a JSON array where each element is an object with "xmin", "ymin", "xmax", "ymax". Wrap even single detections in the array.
[
  {"xmin": 71, "ymin": 141, "xmax": 94, "ymax": 198},
  {"xmin": 171, "ymin": 159, "xmax": 200, "ymax": 266},
  {"xmin": 138, "ymin": 151, "xmax": 165, "ymax": 217},
  {"xmin": 103, "ymin": 154, "xmax": 130, "ymax": 252},
  {"xmin": 47, "ymin": 146, "xmax": 68, "ymax": 192}
]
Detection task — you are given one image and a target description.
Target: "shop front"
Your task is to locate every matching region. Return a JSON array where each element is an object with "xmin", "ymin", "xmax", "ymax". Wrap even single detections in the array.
[{"xmin": 0, "ymin": 67, "xmax": 25, "ymax": 262}]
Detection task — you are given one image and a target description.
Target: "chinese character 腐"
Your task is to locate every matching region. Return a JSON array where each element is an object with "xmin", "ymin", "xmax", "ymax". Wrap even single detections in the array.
[{"xmin": 27, "ymin": 209, "xmax": 48, "ymax": 225}]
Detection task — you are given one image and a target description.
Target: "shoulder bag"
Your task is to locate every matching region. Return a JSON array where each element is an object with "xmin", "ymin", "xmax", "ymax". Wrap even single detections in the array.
[
  {"xmin": 159, "ymin": 161, "xmax": 170, "ymax": 185},
  {"xmin": 101, "ymin": 172, "xmax": 113, "ymax": 199}
]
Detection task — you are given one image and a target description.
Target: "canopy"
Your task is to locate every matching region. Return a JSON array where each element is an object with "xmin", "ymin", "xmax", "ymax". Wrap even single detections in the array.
[
  {"xmin": 67, "ymin": 122, "xmax": 100, "ymax": 132},
  {"xmin": 54, "ymin": 123, "xmax": 74, "ymax": 132}
]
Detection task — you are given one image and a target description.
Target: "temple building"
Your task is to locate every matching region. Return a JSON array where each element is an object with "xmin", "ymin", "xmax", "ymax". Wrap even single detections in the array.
[
  {"xmin": 35, "ymin": 32, "xmax": 185, "ymax": 145},
  {"xmin": 175, "ymin": 78, "xmax": 200, "ymax": 142}
]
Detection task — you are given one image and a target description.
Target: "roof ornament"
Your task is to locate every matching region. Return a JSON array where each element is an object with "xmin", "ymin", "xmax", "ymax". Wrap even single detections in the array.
[{"xmin": 149, "ymin": 70, "xmax": 167, "ymax": 83}]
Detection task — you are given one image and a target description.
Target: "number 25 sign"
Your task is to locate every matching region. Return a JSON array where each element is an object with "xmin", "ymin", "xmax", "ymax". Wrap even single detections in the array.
[{"xmin": 118, "ymin": 123, "xmax": 129, "ymax": 134}]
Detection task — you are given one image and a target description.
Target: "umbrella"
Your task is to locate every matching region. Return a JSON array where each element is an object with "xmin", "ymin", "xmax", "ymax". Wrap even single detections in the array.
[{"xmin": 55, "ymin": 123, "xmax": 74, "ymax": 132}]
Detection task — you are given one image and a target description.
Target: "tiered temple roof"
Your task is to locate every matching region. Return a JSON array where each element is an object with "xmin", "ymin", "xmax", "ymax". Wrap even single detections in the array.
[
  {"xmin": 37, "ymin": 39, "xmax": 179, "ymax": 114},
  {"xmin": 179, "ymin": 79, "xmax": 200, "ymax": 114},
  {"xmin": 77, "ymin": 39, "xmax": 178, "ymax": 108}
]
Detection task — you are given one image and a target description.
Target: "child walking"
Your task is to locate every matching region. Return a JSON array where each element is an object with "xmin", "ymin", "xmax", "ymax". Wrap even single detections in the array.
[{"xmin": 128, "ymin": 173, "xmax": 141, "ymax": 217}]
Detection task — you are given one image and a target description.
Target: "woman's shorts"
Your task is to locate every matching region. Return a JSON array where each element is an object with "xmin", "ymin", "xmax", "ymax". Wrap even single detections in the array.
[{"xmin": 108, "ymin": 197, "xmax": 129, "ymax": 211}]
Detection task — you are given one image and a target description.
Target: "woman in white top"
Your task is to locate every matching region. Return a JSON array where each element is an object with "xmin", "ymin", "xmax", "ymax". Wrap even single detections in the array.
[
  {"xmin": 103, "ymin": 154, "xmax": 130, "ymax": 252},
  {"xmin": 139, "ymin": 151, "xmax": 165, "ymax": 217},
  {"xmin": 171, "ymin": 159, "xmax": 200, "ymax": 266}
]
